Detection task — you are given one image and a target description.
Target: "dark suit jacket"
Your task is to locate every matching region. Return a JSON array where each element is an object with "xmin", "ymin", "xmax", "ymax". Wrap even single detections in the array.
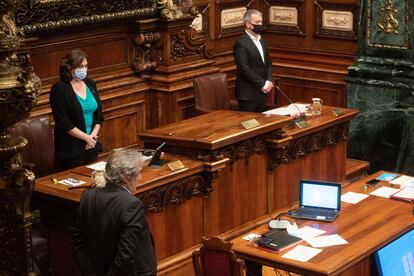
[
  {"xmin": 71, "ymin": 184, "xmax": 157, "ymax": 276},
  {"xmin": 49, "ymin": 78, "xmax": 104, "ymax": 160},
  {"xmin": 233, "ymin": 32, "xmax": 273, "ymax": 103}
]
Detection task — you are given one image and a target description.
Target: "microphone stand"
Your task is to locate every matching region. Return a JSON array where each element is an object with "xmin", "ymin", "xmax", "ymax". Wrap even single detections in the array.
[{"xmin": 273, "ymin": 85, "xmax": 307, "ymax": 128}]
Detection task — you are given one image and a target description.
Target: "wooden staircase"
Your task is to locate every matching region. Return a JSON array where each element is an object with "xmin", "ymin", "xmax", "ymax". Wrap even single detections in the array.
[{"xmin": 346, "ymin": 158, "xmax": 370, "ymax": 183}]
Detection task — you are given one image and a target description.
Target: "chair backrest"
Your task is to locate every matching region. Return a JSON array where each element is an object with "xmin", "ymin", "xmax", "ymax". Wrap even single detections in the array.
[
  {"xmin": 9, "ymin": 115, "xmax": 55, "ymax": 177},
  {"xmin": 192, "ymin": 236, "xmax": 244, "ymax": 276},
  {"xmin": 193, "ymin": 73, "xmax": 231, "ymax": 113}
]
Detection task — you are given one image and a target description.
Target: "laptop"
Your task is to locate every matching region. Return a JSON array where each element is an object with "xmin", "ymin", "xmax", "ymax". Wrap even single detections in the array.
[{"xmin": 288, "ymin": 180, "xmax": 341, "ymax": 222}]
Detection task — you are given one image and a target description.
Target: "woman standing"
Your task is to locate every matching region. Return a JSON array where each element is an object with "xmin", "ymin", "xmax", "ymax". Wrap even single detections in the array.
[{"xmin": 50, "ymin": 49, "xmax": 104, "ymax": 170}]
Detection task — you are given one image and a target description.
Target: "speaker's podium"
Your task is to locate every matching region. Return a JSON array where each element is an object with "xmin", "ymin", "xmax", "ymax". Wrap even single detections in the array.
[{"xmin": 138, "ymin": 107, "xmax": 358, "ymax": 246}]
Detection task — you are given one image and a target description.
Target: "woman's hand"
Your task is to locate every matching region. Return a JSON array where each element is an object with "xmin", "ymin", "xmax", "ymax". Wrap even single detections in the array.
[{"xmin": 84, "ymin": 135, "xmax": 96, "ymax": 149}]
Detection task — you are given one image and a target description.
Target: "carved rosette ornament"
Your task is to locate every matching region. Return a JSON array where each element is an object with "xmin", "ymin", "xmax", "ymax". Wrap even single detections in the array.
[
  {"xmin": 0, "ymin": 0, "xmax": 41, "ymax": 274},
  {"xmin": 268, "ymin": 124, "xmax": 349, "ymax": 171}
]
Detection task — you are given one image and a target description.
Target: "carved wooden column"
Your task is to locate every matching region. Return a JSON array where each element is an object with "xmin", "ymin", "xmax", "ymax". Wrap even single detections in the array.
[
  {"xmin": 0, "ymin": 0, "xmax": 41, "ymax": 274},
  {"xmin": 148, "ymin": 16, "xmax": 218, "ymax": 128}
]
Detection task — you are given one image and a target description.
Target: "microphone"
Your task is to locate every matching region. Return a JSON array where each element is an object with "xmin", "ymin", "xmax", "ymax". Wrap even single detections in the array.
[{"xmin": 273, "ymin": 85, "xmax": 307, "ymax": 128}]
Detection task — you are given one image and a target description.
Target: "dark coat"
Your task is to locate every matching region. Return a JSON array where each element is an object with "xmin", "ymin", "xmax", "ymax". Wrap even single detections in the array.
[
  {"xmin": 233, "ymin": 32, "xmax": 273, "ymax": 102},
  {"xmin": 49, "ymin": 78, "xmax": 104, "ymax": 160},
  {"xmin": 71, "ymin": 184, "xmax": 157, "ymax": 276}
]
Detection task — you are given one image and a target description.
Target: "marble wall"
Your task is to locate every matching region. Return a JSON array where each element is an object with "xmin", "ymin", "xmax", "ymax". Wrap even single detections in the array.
[{"xmin": 347, "ymin": 0, "xmax": 414, "ymax": 174}]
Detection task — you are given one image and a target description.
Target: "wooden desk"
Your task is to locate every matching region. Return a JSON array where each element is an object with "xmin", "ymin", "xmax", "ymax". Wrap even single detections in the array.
[
  {"xmin": 34, "ymin": 152, "xmax": 226, "ymax": 276},
  {"xmin": 140, "ymin": 108, "xmax": 358, "ymax": 237},
  {"xmin": 36, "ymin": 107, "xmax": 358, "ymax": 275},
  {"xmin": 231, "ymin": 171, "xmax": 414, "ymax": 276}
]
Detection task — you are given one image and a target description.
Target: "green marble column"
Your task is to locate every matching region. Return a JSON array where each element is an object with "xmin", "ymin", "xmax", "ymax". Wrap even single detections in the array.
[{"xmin": 347, "ymin": 0, "xmax": 414, "ymax": 174}]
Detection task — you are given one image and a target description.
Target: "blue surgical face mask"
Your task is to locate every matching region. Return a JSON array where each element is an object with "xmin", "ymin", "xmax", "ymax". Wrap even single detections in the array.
[{"xmin": 74, "ymin": 67, "xmax": 87, "ymax": 80}]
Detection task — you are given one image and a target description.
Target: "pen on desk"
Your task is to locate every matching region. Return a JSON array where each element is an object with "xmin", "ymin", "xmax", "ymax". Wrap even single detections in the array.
[{"xmin": 50, "ymin": 178, "xmax": 58, "ymax": 184}]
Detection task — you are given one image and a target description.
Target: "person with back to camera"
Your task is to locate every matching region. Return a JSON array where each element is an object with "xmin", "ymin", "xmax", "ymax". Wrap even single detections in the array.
[
  {"xmin": 50, "ymin": 49, "xmax": 104, "ymax": 171},
  {"xmin": 71, "ymin": 148, "xmax": 157, "ymax": 276},
  {"xmin": 233, "ymin": 9, "xmax": 274, "ymax": 113}
]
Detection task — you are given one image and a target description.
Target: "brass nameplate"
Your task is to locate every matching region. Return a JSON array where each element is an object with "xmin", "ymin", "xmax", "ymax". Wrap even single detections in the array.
[
  {"xmin": 332, "ymin": 108, "xmax": 344, "ymax": 117},
  {"xmin": 295, "ymin": 119, "xmax": 308, "ymax": 129},
  {"xmin": 167, "ymin": 160, "xmax": 186, "ymax": 172},
  {"xmin": 240, "ymin": 119, "xmax": 260, "ymax": 129}
]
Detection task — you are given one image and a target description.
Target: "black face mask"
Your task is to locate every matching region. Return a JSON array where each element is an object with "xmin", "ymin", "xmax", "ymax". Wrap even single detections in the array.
[{"xmin": 251, "ymin": 24, "xmax": 263, "ymax": 34}]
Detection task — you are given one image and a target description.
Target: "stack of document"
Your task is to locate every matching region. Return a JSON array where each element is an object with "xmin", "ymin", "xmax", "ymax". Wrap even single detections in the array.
[
  {"xmin": 263, "ymin": 103, "xmax": 310, "ymax": 116},
  {"xmin": 390, "ymin": 175, "xmax": 414, "ymax": 189}
]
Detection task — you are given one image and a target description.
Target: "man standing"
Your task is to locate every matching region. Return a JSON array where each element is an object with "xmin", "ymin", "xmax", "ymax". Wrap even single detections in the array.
[
  {"xmin": 234, "ymin": 9, "xmax": 274, "ymax": 112},
  {"xmin": 71, "ymin": 148, "xmax": 156, "ymax": 276}
]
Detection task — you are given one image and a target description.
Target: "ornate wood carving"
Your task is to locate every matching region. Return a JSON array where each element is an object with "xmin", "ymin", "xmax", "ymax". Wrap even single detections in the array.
[
  {"xmin": 196, "ymin": 130, "xmax": 281, "ymax": 165},
  {"xmin": 314, "ymin": 1, "xmax": 359, "ymax": 40},
  {"xmin": 170, "ymin": 27, "xmax": 209, "ymax": 60},
  {"xmin": 263, "ymin": 0, "xmax": 305, "ymax": 36},
  {"xmin": 15, "ymin": 0, "xmax": 158, "ymax": 33},
  {"xmin": 0, "ymin": 1, "xmax": 41, "ymax": 274},
  {"xmin": 134, "ymin": 30, "xmax": 161, "ymax": 78},
  {"xmin": 171, "ymin": 35, "xmax": 187, "ymax": 59},
  {"xmin": 268, "ymin": 123, "xmax": 349, "ymax": 171},
  {"xmin": 139, "ymin": 174, "xmax": 212, "ymax": 213},
  {"xmin": 0, "ymin": 167, "xmax": 36, "ymax": 275}
]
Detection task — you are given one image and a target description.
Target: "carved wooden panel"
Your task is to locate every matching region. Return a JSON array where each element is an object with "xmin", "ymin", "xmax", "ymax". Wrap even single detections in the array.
[
  {"xmin": 215, "ymin": 1, "xmax": 248, "ymax": 38},
  {"xmin": 16, "ymin": 0, "xmax": 158, "ymax": 33},
  {"xmin": 275, "ymin": 76, "xmax": 347, "ymax": 108},
  {"xmin": 263, "ymin": 0, "xmax": 305, "ymax": 36},
  {"xmin": 269, "ymin": 123, "xmax": 349, "ymax": 171},
  {"xmin": 314, "ymin": 1, "xmax": 359, "ymax": 40}
]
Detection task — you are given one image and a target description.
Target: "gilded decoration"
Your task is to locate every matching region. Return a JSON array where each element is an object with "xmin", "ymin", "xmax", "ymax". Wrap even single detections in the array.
[
  {"xmin": 377, "ymin": 0, "xmax": 399, "ymax": 34},
  {"xmin": 367, "ymin": 0, "xmax": 407, "ymax": 49},
  {"xmin": 221, "ymin": 7, "xmax": 246, "ymax": 29},
  {"xmin": 268, "ymin": 124, "xmax": 349, "ymax": 171},
  {"xmin": 0, "ymin": 0, "xmax": 41, "ymax": 274},
  {"xmin": 15, "ymin": 0, "xmax": 158, "ymax": 33},
  {"xmin": 269, "ymin": 6, "xmax": 297, "ymax": 26}
]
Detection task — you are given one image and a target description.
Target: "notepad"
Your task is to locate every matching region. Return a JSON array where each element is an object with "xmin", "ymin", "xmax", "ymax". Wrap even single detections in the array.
[
  {"xmin": 257, "ymin": 230, "xmax": 303, "ymax": 253},
  {"xmin": 376, "ymin": 173, "xmax": 398, "ymax": 181},
  {"xmin": 390, "ymin": 188, "xmax": 414, "ymax": 203},
  {"xmin": 369, "ymin": 187, "xmax": 400, "ymax": 198}
]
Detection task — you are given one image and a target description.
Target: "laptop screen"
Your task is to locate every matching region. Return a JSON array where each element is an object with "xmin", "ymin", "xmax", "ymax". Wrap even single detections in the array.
[
  {"xmin": 375, "ymin": 229, "xmax": 414, "ymax": 276},
  {"xmin": 300, "ymin": 180, "xmax": 341, "ymax": 210}
]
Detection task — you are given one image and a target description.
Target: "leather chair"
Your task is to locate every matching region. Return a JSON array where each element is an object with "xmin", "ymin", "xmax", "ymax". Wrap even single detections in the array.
[
  {"xmin": 192, "ymin": 236, "xmax": 244, "ymax": 276},
  {"xmin": 193, "ymin": 73, "xmax": 238, "ymax": 114},
  {"xmin": 9, "ymin": 115, "xmax": 55, "ymax": 177}
]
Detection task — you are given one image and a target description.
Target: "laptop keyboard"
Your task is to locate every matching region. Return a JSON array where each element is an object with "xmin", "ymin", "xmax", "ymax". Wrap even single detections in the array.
[{"xmin": 291, "ymin": 208, "xmax": 337, "ymax": 221}]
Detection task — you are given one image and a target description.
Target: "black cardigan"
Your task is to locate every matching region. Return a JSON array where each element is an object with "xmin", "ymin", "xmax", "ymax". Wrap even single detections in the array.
[{"xmin": 50, "ymin": 78, "xmax": 104, "ymax": 160}]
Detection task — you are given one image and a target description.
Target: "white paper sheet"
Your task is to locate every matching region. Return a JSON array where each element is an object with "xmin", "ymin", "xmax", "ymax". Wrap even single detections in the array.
[
  {"xmin": 86, "ymin": 161, "xmax": 107, "ymax": 171},
  {"xmin": 305, "ymin": 234, "xmax": 348, "ymax": 248},
  {"xmin": 281, "ymin": 245, "xmax": 322, "ymax": 262},
  {"xmin": 369, "ymin": 186, "xmax": 400, "ymax": 198},
  {"xmin": 341, "ymin": 191, "xmax": 369, "ymax": 204},
  {"xmin": 391, "ymin": 188, "xmax": 414, "ymax": 200},
  {"xmin": 390, "ymin": 175, "xmax": 414, "ymax": 188},
  {"xmin": 290, "ymin": 226, "xmax": 327, "ymax": 240},
  {"xmin": 242, "ymin": 233, "xmax": 261, "ymax": 241},
  {"xmin": 58, "ymin": 178, "xmax": 86, "ymax": 187},
  {"xmin": 263, "ymin": 103, "xmax": 310, "ymax": 116}
]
